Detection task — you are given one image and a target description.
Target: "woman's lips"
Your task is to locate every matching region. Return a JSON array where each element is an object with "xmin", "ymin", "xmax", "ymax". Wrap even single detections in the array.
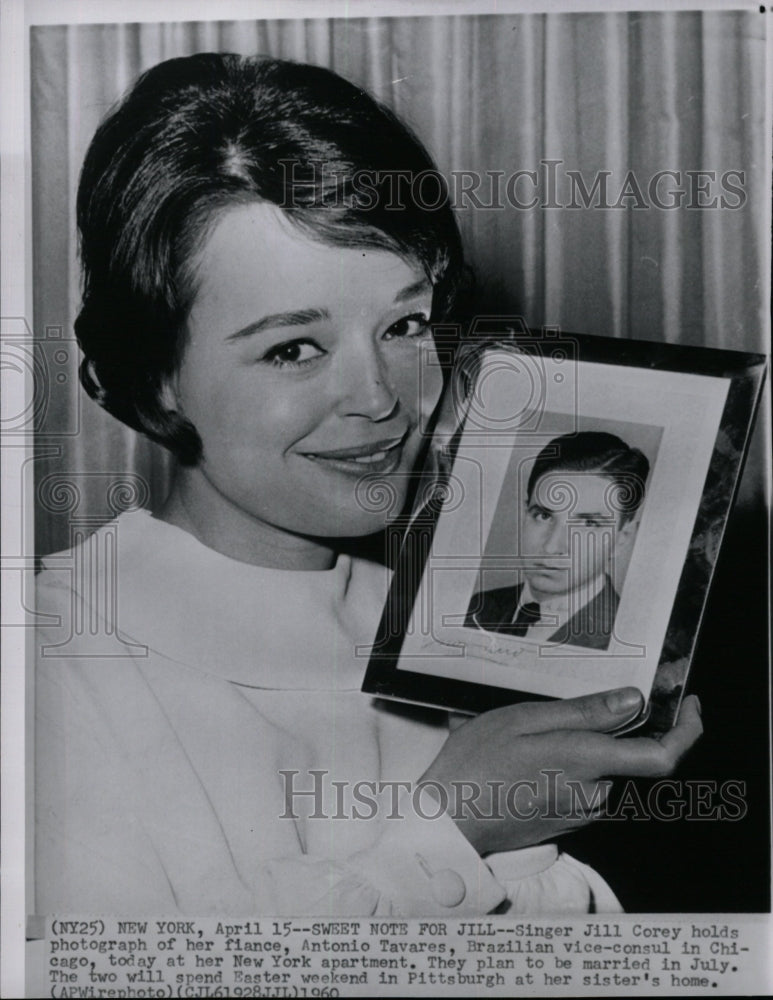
[{"xmin": 301, "ymin": 434, "xmax": 409, "ymax": 477}]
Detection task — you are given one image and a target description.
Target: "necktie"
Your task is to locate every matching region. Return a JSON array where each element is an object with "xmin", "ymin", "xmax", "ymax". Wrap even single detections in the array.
[{"xmin": 502, "ymin": 600, "xmax": 541, "ymax": 637}]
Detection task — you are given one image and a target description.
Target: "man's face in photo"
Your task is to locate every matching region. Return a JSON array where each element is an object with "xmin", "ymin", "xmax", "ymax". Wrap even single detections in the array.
[{"xmin": 521, "ymin": 470, "xmax": 632, "ymax": 600}]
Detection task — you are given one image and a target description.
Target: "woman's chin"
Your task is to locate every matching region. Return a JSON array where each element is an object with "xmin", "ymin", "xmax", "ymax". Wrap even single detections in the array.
[
  {"xmin": 301, "ymin": 487, "xmax": 415, "ymax": 542},
  {"xmin": 313, "ymin": 509, "xmax": 407, "ymax": 542}
]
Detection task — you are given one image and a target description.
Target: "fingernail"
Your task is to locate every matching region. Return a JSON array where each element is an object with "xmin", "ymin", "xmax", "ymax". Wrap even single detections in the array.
[{"xmin": 605, "ymin": 688, "xmax": 643, "ymax": 714}]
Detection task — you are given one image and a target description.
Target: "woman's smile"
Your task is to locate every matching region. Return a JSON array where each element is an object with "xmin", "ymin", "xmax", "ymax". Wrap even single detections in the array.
[
  {"xmin": 161, "ymin": 201, "xmax": 443, "ymax": 567},
  {"xmin": 300, "ymin": 431, "xmax": 410, "ymax": 475}
]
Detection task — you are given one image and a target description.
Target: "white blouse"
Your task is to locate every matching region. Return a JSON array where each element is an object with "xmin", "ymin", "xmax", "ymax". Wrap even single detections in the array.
[{"xmin": 34, "ymin": 509, "xmax": 620, "ymax": 916}]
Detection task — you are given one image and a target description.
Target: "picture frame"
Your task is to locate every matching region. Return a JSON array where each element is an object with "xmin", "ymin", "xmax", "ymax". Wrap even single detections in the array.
[{"xmin": 362, "ymin": 328, "xmax": 767, "ymax": 734}]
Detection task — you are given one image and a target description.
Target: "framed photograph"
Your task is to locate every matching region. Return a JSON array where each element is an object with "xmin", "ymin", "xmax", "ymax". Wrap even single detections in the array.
[
  {"xmin": 1, "ymin": 3, "xmax": 770, "ymax": 996},
  {"xmin": 362, "ymin": 330, "xmax": 766, "ymax": 733}
]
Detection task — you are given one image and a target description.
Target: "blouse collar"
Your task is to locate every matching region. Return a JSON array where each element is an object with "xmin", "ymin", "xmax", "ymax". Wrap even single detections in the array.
[{"xmin": 55, "ymin": 509, "xmax": 389, "ymax": 690}]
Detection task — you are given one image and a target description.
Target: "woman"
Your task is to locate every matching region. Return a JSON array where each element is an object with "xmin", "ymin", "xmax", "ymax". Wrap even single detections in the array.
[{"xmin": 34, "ymin": 53, "xmax": 701, "ymax": 917}]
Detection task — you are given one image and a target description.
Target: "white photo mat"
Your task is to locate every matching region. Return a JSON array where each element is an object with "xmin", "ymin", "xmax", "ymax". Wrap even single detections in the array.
[{"xmin": 395, "ymin": 349, "xmax": 730, "ymax": 700}]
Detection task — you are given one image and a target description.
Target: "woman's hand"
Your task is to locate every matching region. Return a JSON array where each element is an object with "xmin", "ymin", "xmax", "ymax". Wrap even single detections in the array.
[{"xmin": 420, "ymin": 688, "xmax": 702, "ymax": 856}]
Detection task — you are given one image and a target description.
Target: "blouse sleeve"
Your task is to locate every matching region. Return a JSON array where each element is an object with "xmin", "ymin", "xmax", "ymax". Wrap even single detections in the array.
[{"xmin": 258, "ymin": 797, "xmax": 507, "ymax": 916}]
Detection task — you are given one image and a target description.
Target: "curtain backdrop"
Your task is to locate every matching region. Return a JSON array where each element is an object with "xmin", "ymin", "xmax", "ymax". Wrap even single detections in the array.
[{"xmin": 31, "ymin": 11, "xmax": 769, "ymax": 556}]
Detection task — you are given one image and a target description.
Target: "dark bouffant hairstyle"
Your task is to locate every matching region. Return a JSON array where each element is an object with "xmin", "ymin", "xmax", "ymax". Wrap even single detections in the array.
[
  {"xmin": 526, "ymin": 431, "xmax": 650, "ymax": 524},
  {"xmin": 75, "ymin": 53, "xmax": 467, "ymax": 464}
]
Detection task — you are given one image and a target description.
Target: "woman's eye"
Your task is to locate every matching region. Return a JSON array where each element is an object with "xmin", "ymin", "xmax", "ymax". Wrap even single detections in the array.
[
  {"xmin": 383, "ymin": 313, "xmax": 430, "ymax": 340},
  {"xmin": 262, "ymin": 341, "xmax": 324, "ymax": 367}
]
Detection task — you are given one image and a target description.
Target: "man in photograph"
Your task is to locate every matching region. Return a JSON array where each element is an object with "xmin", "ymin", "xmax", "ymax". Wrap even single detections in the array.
[{"xmin": 465, "ymin": 432, "xmax": 650, "ymax": 650}]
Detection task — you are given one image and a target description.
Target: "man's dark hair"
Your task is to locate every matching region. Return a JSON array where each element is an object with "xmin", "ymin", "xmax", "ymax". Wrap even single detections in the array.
[
  {"xmin": 526, "ymin": 431, "xmax": 650, "ymax": 524},
  {"xmin": 75, "ymin": 53, "xmax": 467, "ymax": 463}
]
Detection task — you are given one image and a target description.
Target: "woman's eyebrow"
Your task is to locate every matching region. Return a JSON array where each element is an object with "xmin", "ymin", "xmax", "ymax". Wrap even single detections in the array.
[
  {"xmin": 226, "ymin": 279, "xmax": 431, "ymax": 342},
  {"xmin": 394, "ymin": 277, "xmax": 432, "ymax": 302},
  {"xmin": 226, "ymin": 308, "xmax": 329, "ymax": 342}
]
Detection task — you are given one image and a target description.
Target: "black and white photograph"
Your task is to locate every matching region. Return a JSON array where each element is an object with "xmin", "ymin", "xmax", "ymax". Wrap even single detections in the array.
[
  {"xmin": 465, "ymin": 418, "xmax": 659, "ymax": 651},
  {"xmin": 0, "ymin": 1, "xmax": 770, "ymax": 997},
  {"xmin": 367, "ymin": 339, "xmax": 764, "ymax": 709}
]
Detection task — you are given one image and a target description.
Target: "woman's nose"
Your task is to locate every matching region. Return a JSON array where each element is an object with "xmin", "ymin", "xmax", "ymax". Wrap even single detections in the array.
[{"xmin": 336, "ymin": 344, "xmax": 399, "ymax": 421}]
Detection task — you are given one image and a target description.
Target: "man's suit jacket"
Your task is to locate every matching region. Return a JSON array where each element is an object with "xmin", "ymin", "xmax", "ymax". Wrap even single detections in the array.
[{"xmin": 464, "ymin": 576, "xmax": 620, "ymax": 651}]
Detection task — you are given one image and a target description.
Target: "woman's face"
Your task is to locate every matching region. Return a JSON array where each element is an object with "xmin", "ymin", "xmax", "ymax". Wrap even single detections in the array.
[{"xmin": 166, "ymin": 201, "xmax": 443, "ymax": 566}]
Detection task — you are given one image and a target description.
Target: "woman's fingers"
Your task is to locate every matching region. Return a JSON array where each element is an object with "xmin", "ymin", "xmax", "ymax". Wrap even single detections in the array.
[
  {"xmin": 599, "ymin": 695, "xmax": 704, "ymax": 778},
  {"xmin": 487, "ymin": 687, "xmax": 645, "ymax": 738},
  {"xmin": 426, "ymin": 695, "xmax": 702, "ymax": 855},
  {"xmin": 496, "ymin": 695, "xmax": 703, "ymax": 780},
  {"xmin": 661, "ymin": 694, "xmax": 703, "ymax": 757}
]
